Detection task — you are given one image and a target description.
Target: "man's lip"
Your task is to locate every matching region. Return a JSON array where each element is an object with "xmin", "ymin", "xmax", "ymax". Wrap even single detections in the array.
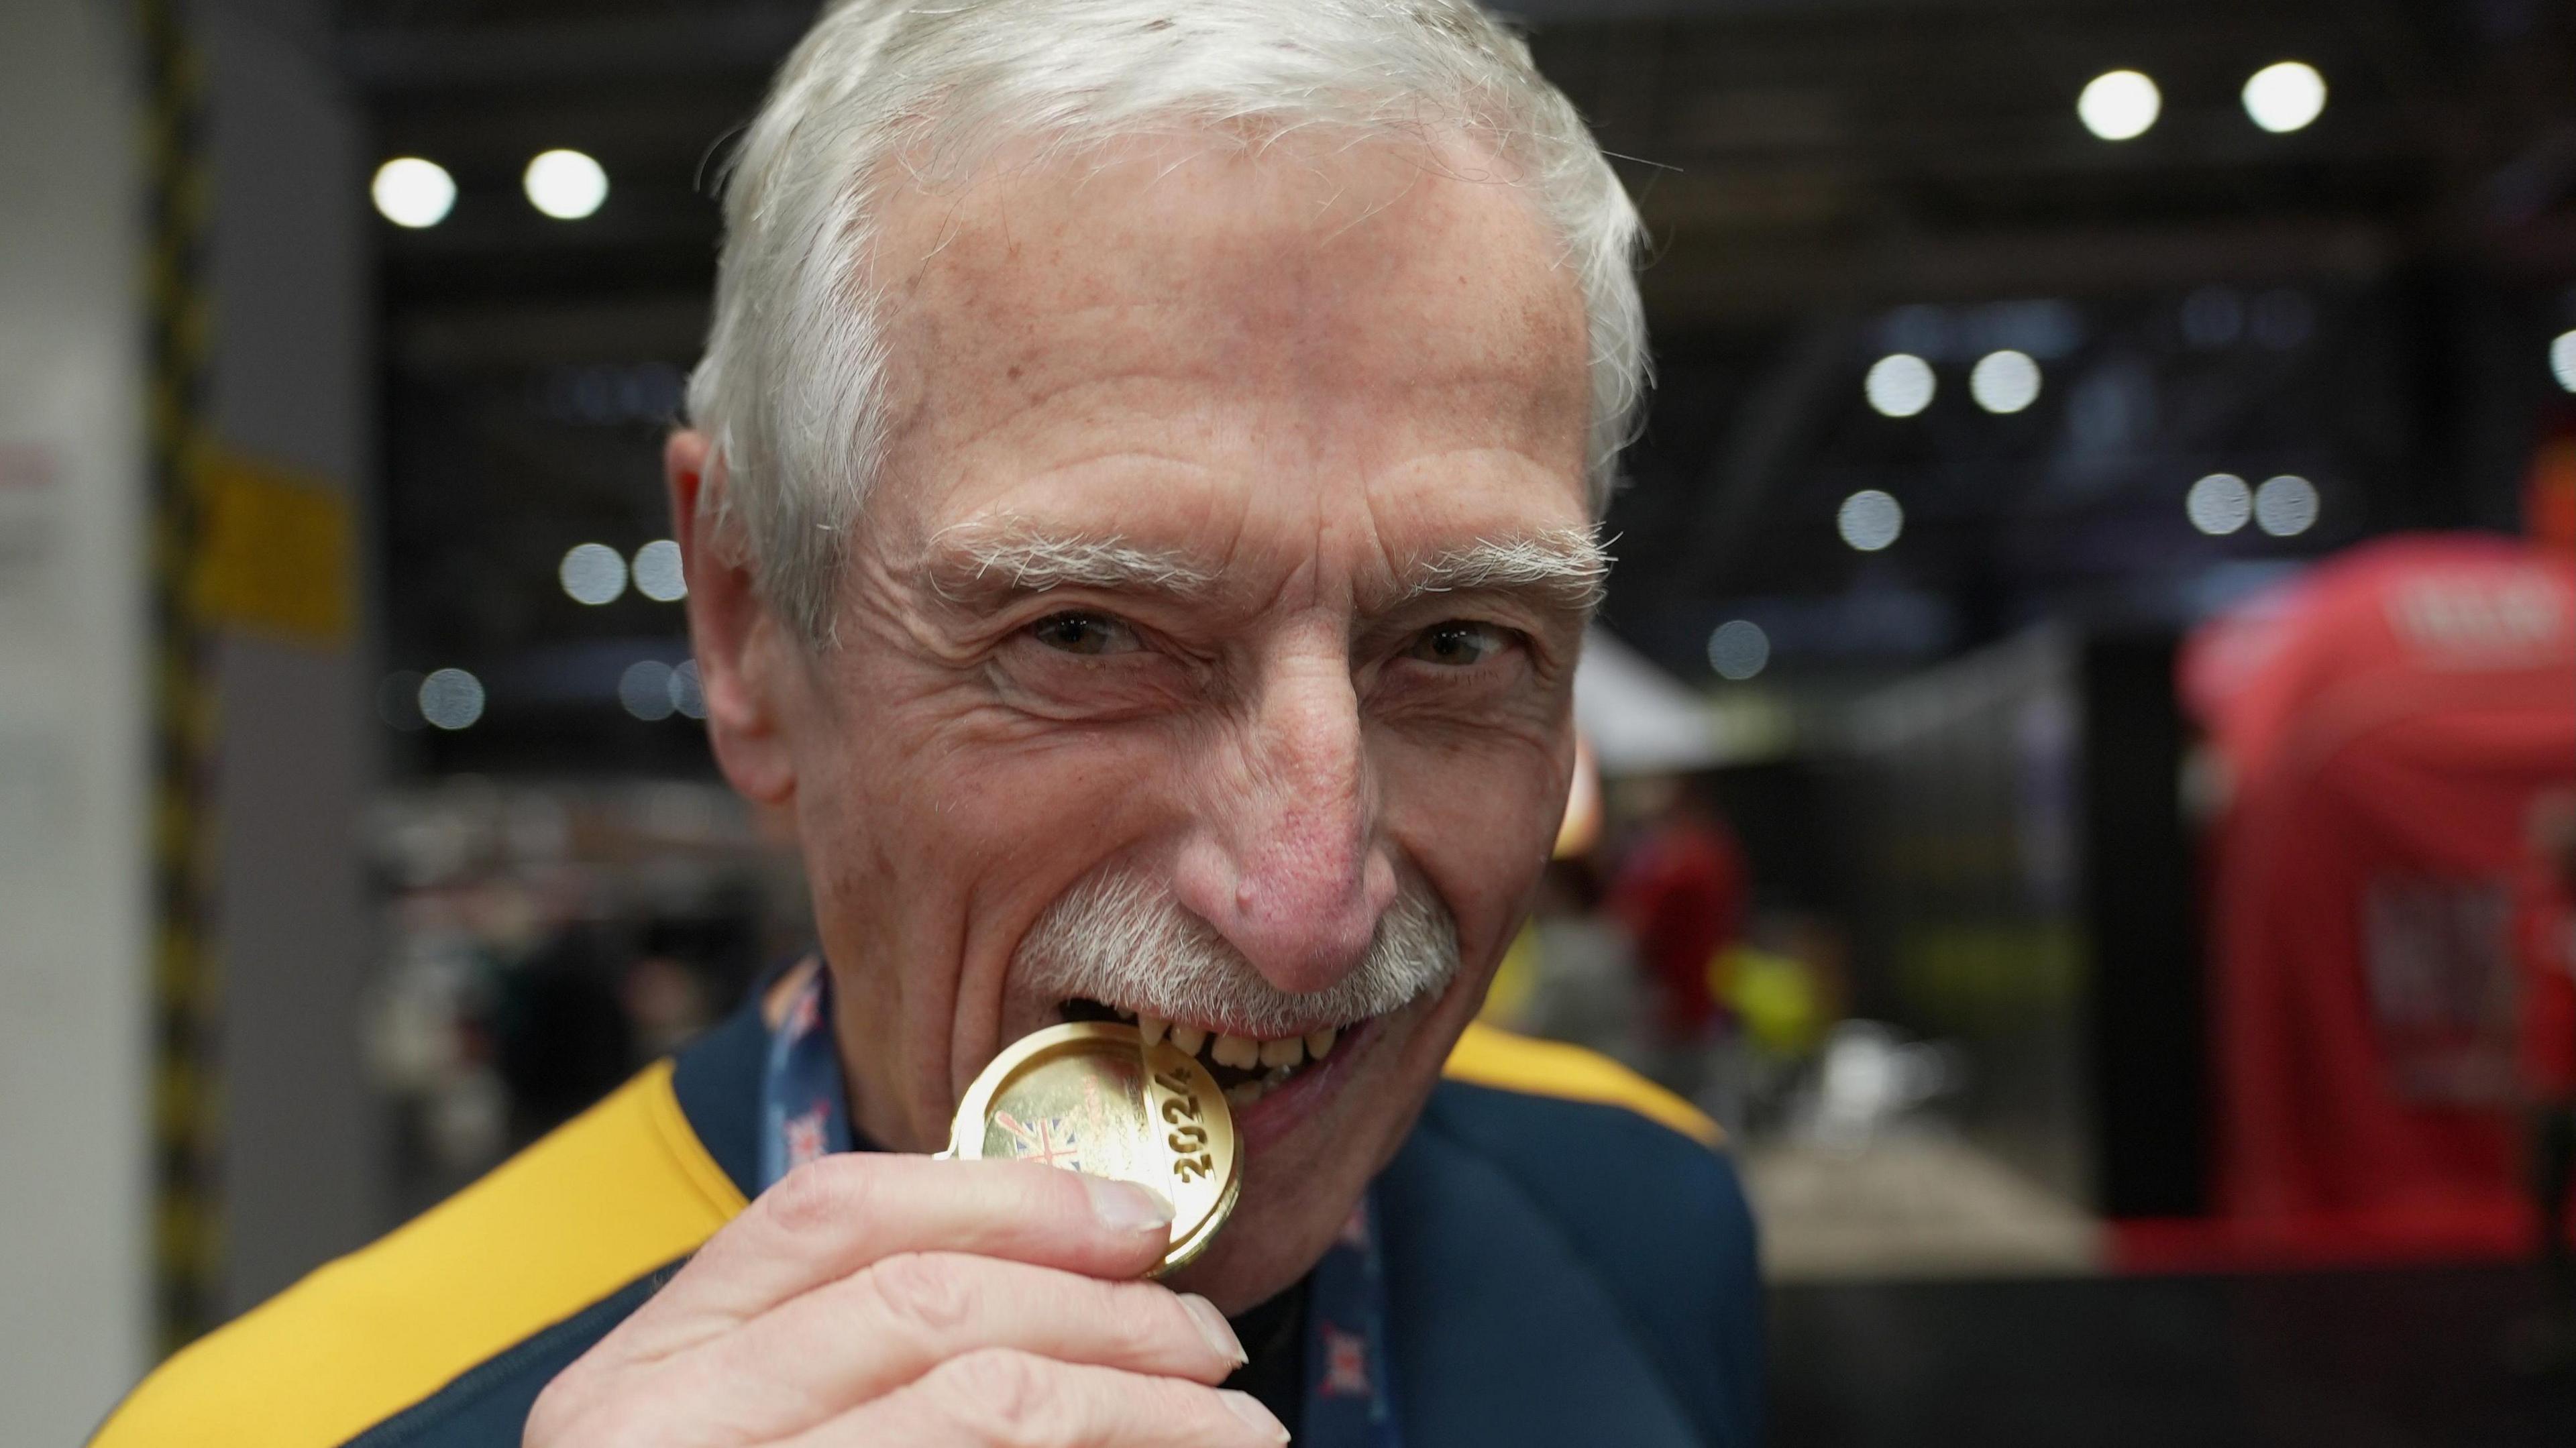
[{"xmin": 1229, "ymin": 1013, "xmax": 1378, "ymax": 1149}]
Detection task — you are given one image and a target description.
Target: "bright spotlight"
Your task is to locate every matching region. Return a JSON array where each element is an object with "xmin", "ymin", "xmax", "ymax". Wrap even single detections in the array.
[
  {"xmin": 371, "ymin": 157, "xmax": 455, "ymax": 229},
  {"xmin": 524, "ymin": 149, "xmax": 608, "ymax": 220},
  {"xmin": 559, "ymin": 543, "xmax": 627, "ymax": 606},
  {"xmin": 2078, "ymin": 69, "xmax": 2161, "ymax": 142},
  {"xmin": 2186, "ymin": 474, "xmax": 2252, "ymax": 535},
  {"xmin": 1970, "ymin": 350, "xmax": 2043, "ymax": 414},
  {"xmin": 2551, "ymin": 329, "xmax": 2576, "ymax": 393},
  {"xmin": 2254, "ymin": 474, "xmax": 2320, "ymax": 537},
  {"xmin": 2242, "ymin": 61, "xmax": 2326, "ymax": 134},
  {"xmin": 1865, "ymin": 353, "xmax": 1936, "ymax": 418},
  {"xmin": 418, "ymin": 668, "xmax": 486, "ymax": 730},
  {"xmin": 632, "ymin": 539, "xmax": 687, "ymax": 602},
  {"xmin": 1707, "ymin": 620, "xmax": 1771, "ymax": 681},
  {"xmin": 1837, "ymin": 490, "xmax": 1904, "ymax": 552},
  {"xmin": 620, "ymin": 659, "xmax": 677, "ymax": 721}
]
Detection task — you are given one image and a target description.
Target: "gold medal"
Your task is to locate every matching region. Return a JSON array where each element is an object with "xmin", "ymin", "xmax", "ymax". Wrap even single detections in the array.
[{"xmin": 945, "ymin": 1021, "xmax": 1241, "ymax": 1275}]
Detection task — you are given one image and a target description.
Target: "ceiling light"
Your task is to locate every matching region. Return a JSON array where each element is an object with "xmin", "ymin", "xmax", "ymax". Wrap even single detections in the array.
[
  {"xmin": 631, "ymin": 539, "xmax": 687, "ymax": 602},
  {"xmin": 371, "ymin": 158, "xmax": 455, "ymax": 229},
  {"xmin": 2242, "ymin": 61, "xmax": 2326, "ymax": 133},
  {"xmin": 1707, "ymin": 620, "xmax": 1771, "ymax": 681},
  {"xmin": 2186, "ymin": 474, "xmax": 2251, "ymax": 535},
  {"xmin": 559, "ymin": 543, "xmax": 627, "ymax": 606},
  {"xmin": 418, "ymin": 669, "xmax": 486, "ymax": 730},
  {"xmin": 2078, "ymin": 70, "xmax": 2161, "ymax": 142},
  {"xmin": 524, "ymin": 149, "xmax": 608, "ymax": 220},
  {"xmin": 2254, "ymin": 475, "xmax": 2319, "ymax": 537},
  {"xmin": 1970, "ymin": 350, "xmax": 2042, "ymax": 413},
  {"xmin": 620, "ymin": 660, "xmax": 676, "ymax": 721},
  {"xmin": 1837, "ymin": 490, "xmax": 1904, "ymax": 552},
  {"xmin": 1865, "ymin": 353, "xmax": 1935, "ymax": 418}
]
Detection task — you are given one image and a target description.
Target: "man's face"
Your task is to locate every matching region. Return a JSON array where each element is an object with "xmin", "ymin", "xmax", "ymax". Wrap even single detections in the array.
[{"xmin": 684, "ymin": 133, "xmax": 1594, "ymax": 1310}]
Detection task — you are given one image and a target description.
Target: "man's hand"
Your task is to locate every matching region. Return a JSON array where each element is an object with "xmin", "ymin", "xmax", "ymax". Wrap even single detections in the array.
[{"xmin": 525, "ymin": 1154, "xmax": 1289, "ymax": 1446}]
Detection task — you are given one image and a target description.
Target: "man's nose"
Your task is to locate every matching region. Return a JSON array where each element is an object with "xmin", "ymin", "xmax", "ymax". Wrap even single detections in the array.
[{"xmin": 1172, "ymin": 657, "xmax": 1397, "ymax": 998}]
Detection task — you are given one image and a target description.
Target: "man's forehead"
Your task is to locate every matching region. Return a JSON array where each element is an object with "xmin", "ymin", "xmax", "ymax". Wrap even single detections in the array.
[{"xmin": 873, "ymin": 129, "xmax": 1591, "ymax": 429}]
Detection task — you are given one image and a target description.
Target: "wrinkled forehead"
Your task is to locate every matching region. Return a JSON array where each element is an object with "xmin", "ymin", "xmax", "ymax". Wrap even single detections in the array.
[{"xmin": 857, "ymin": 129, "xmax": 1593, "ymax": 563}]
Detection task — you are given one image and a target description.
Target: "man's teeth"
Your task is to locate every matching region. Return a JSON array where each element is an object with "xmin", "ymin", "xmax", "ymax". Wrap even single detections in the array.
[{"xmin": 1104, "ymin": 1009, "xmax": 1353, "ymax": 1107}]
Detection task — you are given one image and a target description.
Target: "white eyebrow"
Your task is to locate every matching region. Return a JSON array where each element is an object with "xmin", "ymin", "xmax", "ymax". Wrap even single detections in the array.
[
  {"xmin": 926, "ymin": 523, "xmax": 1220, "ymax": 602},
  {"xmin": 1402, "ymin": 528, "xmax": 1613, "ymax": 613}
]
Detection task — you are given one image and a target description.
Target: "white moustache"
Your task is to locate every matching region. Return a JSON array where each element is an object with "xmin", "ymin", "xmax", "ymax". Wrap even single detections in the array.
[{"xmin": 1012, "ymin": 867, "xmax": 1460, "ymax": 1040}]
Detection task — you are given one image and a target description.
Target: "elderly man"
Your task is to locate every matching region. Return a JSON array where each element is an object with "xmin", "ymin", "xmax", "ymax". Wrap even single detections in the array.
[{"xmin": 97, "ymin": 2, "xmax": 1760, "ymax": 1445}]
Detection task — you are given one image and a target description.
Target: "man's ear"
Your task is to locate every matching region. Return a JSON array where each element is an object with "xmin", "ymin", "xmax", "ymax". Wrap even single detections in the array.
[{"xmin": 668, "ymin": 430, "xmax": 798, "ymax": 805}]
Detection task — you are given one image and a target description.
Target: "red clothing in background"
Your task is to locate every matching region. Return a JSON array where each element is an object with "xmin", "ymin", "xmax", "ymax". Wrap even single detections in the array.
[
  {"xmin": 1610, "ymin": 815, "xmax": 1748, "ymax": 1041},
  {"xmin": 2517, "ymin": 865, "xmax": 2576, "ymax": 1101}
]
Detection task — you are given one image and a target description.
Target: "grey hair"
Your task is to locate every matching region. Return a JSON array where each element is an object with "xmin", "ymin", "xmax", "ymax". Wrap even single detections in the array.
[{"xmin": 687, "ymin": 0, "xmax": 1649, "ymax": 644}]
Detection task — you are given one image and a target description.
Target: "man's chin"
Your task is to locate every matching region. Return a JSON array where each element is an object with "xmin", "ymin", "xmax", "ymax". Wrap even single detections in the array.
[{"xmin": 1161, "ymin": 990, "xmax": 1456, "ymax": 1313}]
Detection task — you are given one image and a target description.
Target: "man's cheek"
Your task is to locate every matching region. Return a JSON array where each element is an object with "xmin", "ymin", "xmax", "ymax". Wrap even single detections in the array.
[{"xmin": 1383, "ymin": 738, "xmax": 1566, "ymax": 948}]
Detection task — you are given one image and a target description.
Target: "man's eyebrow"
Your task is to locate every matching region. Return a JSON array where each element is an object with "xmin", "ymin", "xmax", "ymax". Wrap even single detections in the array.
[
  {"xmin": 1400, "ymin": 528, "xmax": 1613, "ymax": 613},
  {"xmin": 923, "ymin": 522, "xmax": 1222, "ymax": 603}
]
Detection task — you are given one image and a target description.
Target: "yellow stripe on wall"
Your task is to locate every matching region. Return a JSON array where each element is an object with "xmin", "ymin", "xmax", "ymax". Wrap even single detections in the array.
[
  {"xmin": 191, "ymin": 449, "xmax": 353, "ymax": 647},
  {"xmin": 93, "ymin": 1064, "xmax": 747, "ymax": 1448}
]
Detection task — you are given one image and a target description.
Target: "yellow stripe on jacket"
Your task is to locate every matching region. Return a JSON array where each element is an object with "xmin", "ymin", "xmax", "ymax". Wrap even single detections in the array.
[
  {"xmin": 93, "ymin": 1062, "xmax": 747, "ymax": 1448},
  {"xmin": 94, "ymin": 1021, "xmax": 1709, "ymax": 1446},
  {"xmin": 1442, "ymin": 1021, "xmax": 1722, "ymax": 1148}
]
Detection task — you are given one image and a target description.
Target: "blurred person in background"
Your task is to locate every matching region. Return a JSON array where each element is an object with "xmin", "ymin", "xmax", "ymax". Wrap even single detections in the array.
[
  {"xmin": 1483, "ymin": 857, "xmax": 1651, "ymax": 1074},
  {"xmin": 1609, "ymin": 775, "xmax": 1752, "ymax": 1098},
  {"xmin": 93, "ymin": 3, "xmax": 1760, "ymax": 1446}
]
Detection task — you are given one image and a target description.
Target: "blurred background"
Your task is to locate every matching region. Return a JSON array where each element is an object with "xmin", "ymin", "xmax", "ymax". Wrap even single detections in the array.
[{"xmin": 5, "ymin": 0, "xmax": 2576, "ymax": 1442}]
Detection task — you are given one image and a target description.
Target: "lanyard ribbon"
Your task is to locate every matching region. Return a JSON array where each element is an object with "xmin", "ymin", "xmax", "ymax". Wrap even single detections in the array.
[{"xmin": 757, "ymin": 966, "xmax": 1401, "ymax": 1446}]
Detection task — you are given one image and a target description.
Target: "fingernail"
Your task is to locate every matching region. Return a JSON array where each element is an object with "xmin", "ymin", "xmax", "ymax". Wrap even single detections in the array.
[
  {"xmin": 1082, "ymin": 1175, "xmax": 1174, "ymax": 1233},
  {"xmin": 1183, "ymin": 1294, "xmax": 1248, "ymax": 1367},
  {"xmin": 1220, "ymin": 1390, "xmax": 1291, "ymax": 1443}
]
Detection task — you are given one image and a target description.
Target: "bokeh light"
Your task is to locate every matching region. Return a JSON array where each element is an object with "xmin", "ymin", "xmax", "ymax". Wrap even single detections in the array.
[
  {"xmin": 2254, "ymin": 474, "xmax": 2319, "ymax": 537},
  {"xmin": 2242, "ymin": 61, "xmax": 2326, "ymax": 134},
  {"xmin": 669, "ymin": 660, "xmax": 708, "ymax": 720},
  {"xmin": 559, "ymin": 543, "xmax": 627, "ymax": 606},
  {"xmin": 1865, "ymin": 353, "xmax": 1935, "ymax": 418},
  {"xmin": 2078, "ymin": 70, "xmax": 2161, "ymax": 142},
  {"xmin": 2551, "ymin": 329, "xmax": 2576, "ymax": 393},
  {"xmin": 1837, "ymin": 490, "xmax": 1905, "ymax": 551},
  {"xmin": 1970, "ymin": 350, "xmax": 2042, "ymax": 414},
  {"xmin": 370, "ymin": 158, "xmax": 455, "ymax": 229},
  {"xmin": 418, "ymin": 669, "xmax": 485, "ymax": 730},
  {"xmin": 2186, "ymin": 473, "xmax": 2252, "ymax": 535},
  {"xmin": 631, "ymin": 539, "xmax": 687, "ymax": 602},
  {"xmin": 524, "ymin": 149, "xmax": 608, "ymax": 220},
  {"xmin": 620, "ymin": 660, "xmax": 677, "ymax": 720},
  {"xmin": 1708, "ymin": 620, "xmax": 1772, "ymax": 681}
]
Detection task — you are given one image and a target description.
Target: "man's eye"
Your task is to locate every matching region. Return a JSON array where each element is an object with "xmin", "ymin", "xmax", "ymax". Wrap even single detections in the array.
[
  {"xmin": 1028, "ymin": 612, "xmax": 1140, "ymax": 656},
  {"xmin": 1405, "ymin": 620, "xmax": 1511, "ymax": 667}
]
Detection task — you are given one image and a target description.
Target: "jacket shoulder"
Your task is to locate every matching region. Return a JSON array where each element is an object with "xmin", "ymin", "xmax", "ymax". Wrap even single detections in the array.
[
  {"xmin": 1424, "ymin": 1027, "xmax": 1763, "ymax": 1447},
  {"xmin": 92, "ymin": 1062, "xmax": 747, "ymax": 1448}
]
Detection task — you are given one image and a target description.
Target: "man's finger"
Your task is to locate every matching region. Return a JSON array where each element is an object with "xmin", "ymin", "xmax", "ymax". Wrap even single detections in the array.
[
  {"xmin": 652, "ymin": 1255, "xmax": 1248, "ymax": 1437},
  {"xmin": 634, "ymin": 1154, "xmax": 1173, "ymax": 1338},
  {"xmin": 798, "ymin": 1349, "xmax": 1291, "ymax": 1448}
]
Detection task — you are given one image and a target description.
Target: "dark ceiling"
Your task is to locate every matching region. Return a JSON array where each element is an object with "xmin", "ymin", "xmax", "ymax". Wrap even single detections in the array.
[{"xmin": 341, "ymin": 0, "xmax": 2576, "ymax": 772}]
